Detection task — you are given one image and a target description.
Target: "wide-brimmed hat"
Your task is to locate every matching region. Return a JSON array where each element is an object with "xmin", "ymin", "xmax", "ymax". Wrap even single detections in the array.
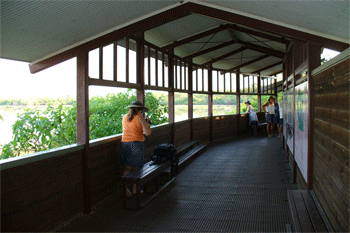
[
  {"xmin": 245, "ymin": 100, "xmax": 251, "ymax": 104},
  {"xmin": 126, "ymin": 101, "xmax": 149, "ymax": 112}
]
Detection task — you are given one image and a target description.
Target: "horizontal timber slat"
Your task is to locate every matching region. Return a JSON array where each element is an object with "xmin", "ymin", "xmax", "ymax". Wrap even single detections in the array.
[{"xmin": 312, "ymin": 56, "xmax": 349, "ymax": 232}]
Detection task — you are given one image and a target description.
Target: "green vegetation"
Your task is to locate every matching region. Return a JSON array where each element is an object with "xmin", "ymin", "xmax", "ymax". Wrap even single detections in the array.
[
  {"xmin": 0, "ymin": 114, "xmax": 3, "ymax": 121},
  {"xmin": 0, "ymin": 90, "xmax": 167, "ymax": 160},
  {"xmin": 0, "ymin": 96, "xmax": 75, "ymax": 106}
]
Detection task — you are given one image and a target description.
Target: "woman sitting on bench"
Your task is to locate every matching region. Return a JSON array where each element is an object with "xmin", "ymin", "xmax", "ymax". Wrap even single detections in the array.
[{"xmin": 120, "ymin": 101, "xmax": 151, "ymax": 196}]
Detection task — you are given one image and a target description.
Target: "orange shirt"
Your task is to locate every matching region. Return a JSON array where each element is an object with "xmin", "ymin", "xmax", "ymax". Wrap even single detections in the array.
[{"xmin": 121, "ymin": 114, "xmax": 145, "ymax": 142}]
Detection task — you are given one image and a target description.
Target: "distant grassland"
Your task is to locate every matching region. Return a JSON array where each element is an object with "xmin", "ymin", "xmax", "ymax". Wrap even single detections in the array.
[{"xmin": 175, "ymin": 104, "xmax": 236, "ymax": 121}]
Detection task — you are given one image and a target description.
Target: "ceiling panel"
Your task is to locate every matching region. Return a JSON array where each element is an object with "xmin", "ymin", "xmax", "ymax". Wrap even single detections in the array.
[
  {"xmin": 201, "ymin": 0, "xmax": 349, "ymax": 42},
  {"xmin": 1, "ymin": 0, "xmax": 179, "ymax": 62},
  {"xmin": 145, "ymin": 14, "xmax": 225, "ymax": 48}
]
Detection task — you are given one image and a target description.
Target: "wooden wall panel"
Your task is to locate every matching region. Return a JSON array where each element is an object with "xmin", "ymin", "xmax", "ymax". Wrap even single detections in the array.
[
  {"xmin": 192, "ymin": 117, "xmax": 211, "ymax": 144},
  {"xmin": 89, "ymin": 139, "xmax": 120, "ymax": 205},
  {"xmin": 1, "ymin": 149, "xmax": 84, "ymax": 232},
  {"xmin": 1, "ymin": 115, "xmax": 251, "ymax": 232},
  {"xmin": 211, "ymin": 115, "xmax": 238, "ymax": 142},
  {"xmin": 239, "ymin": 114, "xmax": 249, "ymax": 134},
  {"xmin": 312, "ymin": 58, "xmax": 349, "ymax": 232},
  {"xmin": 174, "ymin": 120, "xmax": 191, "ymax": 147}
]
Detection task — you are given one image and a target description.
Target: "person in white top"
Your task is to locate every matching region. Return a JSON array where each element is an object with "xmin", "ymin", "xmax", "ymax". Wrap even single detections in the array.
[
  {"xmin": 262, "ymin": 96, "xmax": 277, "ymax": 137},
  {"xmin": 245, "ymin": 100, "xmax": 258, "ymax": 136},
  {"xmin": 278, "ymin": 100, "xmax": 284, "ymax": 138}
]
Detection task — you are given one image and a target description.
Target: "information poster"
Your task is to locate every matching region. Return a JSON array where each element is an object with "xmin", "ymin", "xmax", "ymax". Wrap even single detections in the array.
[
  {"xmin": 286, "ymin": 89, "xmax": 294, "ymax": 154},
  {"xmin": 294, "ymin": 82, "xmax": 309, "ymax": 182}
]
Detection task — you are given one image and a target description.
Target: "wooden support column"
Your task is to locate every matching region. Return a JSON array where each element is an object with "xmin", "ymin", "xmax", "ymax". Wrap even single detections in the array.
[
  {"xmin": 188, "ymin": 60, "xmax": 193, "ymax": 140},
  {"xmin": 292, "ymin": 41, "xmax": 298, "ymax": 184},
  {"xmin": 236, "ymin": 69, "xmax": 240, "ymax": 135},
  {"xmin": 208, "ymin": 64, "xmax": 213, "ymax": 142},
  {"xmin": 307, "ymin": 43, "xmax": 321, "ymax": 190},
  {"xmin": 77, "ymin": 51, "xmax": 92, "ymax": 214},
  {"xmin": 258, "ymin": 72, "xmax": 261, "ymax": 112},
  {"xmin": 136, "ymin": 32, "xmax": 145, "ymax": 103},
  {"xmin": 168, "ymin": 49, "xmax": 175, "ymax": 144}
]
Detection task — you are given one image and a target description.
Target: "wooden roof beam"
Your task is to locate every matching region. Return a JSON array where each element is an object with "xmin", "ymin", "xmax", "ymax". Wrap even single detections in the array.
[
  {"xmin": 226, "ymin": 54, "xmax": 270, "ymax": 73},
  {"xmin": 237, "ymin": 39, "xmax": 285, "ymax": 58},
  {"xmin": 201, "ymin": 46, "xmax": 247, "ymax": 66},
  {"xmin": 161, "ymin": 24, "xmax": 229, "ymax": 50},
  {"xmin": 252, "ymin": 61, "xmax": 283, "ymax": 74},
  {"xmin": 183, "ymin": 39, "xmax": 236, "ymax": 59},
  {"xmin": 227, "ymin": 24, "xmax": 286, "ymax": 44},
  {"xmin": 189, "ymin": 2, "xmax": 348, "ymax": 51},
  {"xmin": 267, "ymin": 70, "xmax": 283, "ymax": 76}
]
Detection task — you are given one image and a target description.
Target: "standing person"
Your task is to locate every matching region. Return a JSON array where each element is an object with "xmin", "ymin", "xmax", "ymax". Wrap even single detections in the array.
[
  {"xmin": 245, "ymin": 100, "xmax": 258, "ymax": 136},
  {"xmin": 120, "ymin": 101, "xmax": 151, "ymax": 196},
  {"xmin": 262, "ymin": 96, "xmax": 277, "ymax": 137}
]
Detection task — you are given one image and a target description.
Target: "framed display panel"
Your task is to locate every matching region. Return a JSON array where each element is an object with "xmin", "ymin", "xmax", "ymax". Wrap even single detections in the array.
[{"xmin": 294, "ymin": 80, "xmax": 309, "ymax": 183}]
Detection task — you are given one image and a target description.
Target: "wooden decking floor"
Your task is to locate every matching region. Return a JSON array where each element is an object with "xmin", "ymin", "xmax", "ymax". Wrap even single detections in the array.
[{"xmin": 56, "ymin": 136, "xmax": 297, "ymax": 232}]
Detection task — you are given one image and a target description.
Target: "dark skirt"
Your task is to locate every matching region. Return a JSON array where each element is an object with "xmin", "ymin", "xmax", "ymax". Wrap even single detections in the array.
[{"xmin": 120, "ymin": 141, "xmax": 145, "ymax": 168}]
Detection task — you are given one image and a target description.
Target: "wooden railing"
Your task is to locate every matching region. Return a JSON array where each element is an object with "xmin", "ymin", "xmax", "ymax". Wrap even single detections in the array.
[{"xmin": 0, "ymin": 114, "xmax": 248, "ymax": 232}]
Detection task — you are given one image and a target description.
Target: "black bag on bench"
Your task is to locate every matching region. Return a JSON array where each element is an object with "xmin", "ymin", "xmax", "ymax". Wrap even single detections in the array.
[{"xmin": 152, "ymin": 143, "xmax": 178, "ymax": 175}]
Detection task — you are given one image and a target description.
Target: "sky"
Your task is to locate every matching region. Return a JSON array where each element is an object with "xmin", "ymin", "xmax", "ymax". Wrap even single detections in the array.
[{"xmin": 0, "ymin": 48, "xmax": 341, "ymax": 100}]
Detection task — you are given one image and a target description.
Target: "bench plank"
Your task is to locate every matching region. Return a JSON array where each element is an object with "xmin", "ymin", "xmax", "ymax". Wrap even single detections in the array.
[
  {"xmin": 176, "ymin": 140, "xmax": 199, "ymax": 155},
  {"xmin": 178, "ymin": 144, "xmax": 206, "ymax": 166},
  {"xmin": 310, "ymin": 191, "xmax": 334, "ymax": 232},
  {"xmin": 301, "ymin": 190, "xmax": 327, "ymax": 232},
  {"xmin": 288, "ymin": 190, "xmax": 302, "ymax": 232},
  {"xmin": 288, "ymin": 190, "xmax": 334, "ymax": 233},
  {"xmin": 293, "ymin": 190, "xmax": 314, "ymax": 232}
]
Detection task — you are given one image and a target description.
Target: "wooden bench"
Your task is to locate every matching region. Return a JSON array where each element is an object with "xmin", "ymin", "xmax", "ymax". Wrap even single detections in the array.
[
  {"xmin": 176, "ymin": 140, "xmax": 199, "ymax": 156},
  {"xmin": 122, "ymin": 160, "xmax": 175, "ymax": 210},
  {"xmin": 121, "ymin": 140, "xmax": 200, "ymax": 210},
  {"xmin": 287, "ymin": 190, "xmax": 334, "ymax": 232},
  {"xmin": 164, "ymin": 142, "xmax": 206, "ymax": 176}
]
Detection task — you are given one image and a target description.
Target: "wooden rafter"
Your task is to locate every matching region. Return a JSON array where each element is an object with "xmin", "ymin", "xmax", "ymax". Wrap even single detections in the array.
[
  {"xmin": 252, "ymin": 61, "xmax": 283, "ymax": 74},
  {"xmin": 226, "ymin": 54, "xmax": 270, "ymax": 73},
  {"xmin": 237, "ymin": 39, "xmax": 285, "ymax": 58},
  {"xmin": 161, "ymin": 24, "xmax": 229, "ymax": 50},
  {"xmin": 183, "ymin": 39, "xmax": 236, "ymax": 59},
  {"xmin": 29, "ymin": 1, "xmax": 348, "ymax": 73},
  {"xmin": 227, "ymin": 24, "xmax": 286, "ymax": 44},
  {"xmin": 188, "ymin": 2, "xmax": 348, "ymax": 51},
  {"xmin": 201, "ymin": 46, "xmax": 247, "ymax": 66}
]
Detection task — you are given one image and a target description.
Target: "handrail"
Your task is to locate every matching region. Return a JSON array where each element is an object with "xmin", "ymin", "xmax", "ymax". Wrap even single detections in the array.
[
  {"xmin": 0, "ymin": 143, "xmax": 84, "ymax": 170},
  {"xmin": 0, "ymin": 114, "xmax": 246, "ymax": 171}
]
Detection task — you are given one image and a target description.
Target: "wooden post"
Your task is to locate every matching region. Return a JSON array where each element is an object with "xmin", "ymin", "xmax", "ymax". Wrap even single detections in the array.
[
  {"xmin": 236, "ymin": 69, "xmax": 241, "ymax": 135},
  {"xmin": 208, "ymin": 65, "xmax": 213, "ymax": 142},
  {"xmin": 258, "ymin": 72, "xmax": 261, "ymax": 112},
  {"xmin": 292, "ymin": 41, "xmax": 298, "ymax": 184},
  {"xmin": 136, "ymin": 32, "xmax": 145, "ymax": 103},
  {"xmin": 77, "ymin": 51, "xmax": 92, "ymax": 214},
  {"xmin": 307, "ymin": 43, "xmax": 321, "ymax": 190},
  {"xmin": 236, "ymin": 69, "xmax": 240, "ymax": 114},
  {"xmin": 168, "ymin": 49, "xmax": 175, "ymax": 144},
  {"xmin": 188, "ymin": 60, "xmax": 193, "ymax": 140}
]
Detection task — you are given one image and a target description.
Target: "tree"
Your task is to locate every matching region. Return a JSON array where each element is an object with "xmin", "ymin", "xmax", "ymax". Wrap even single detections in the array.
[{"xmin": 0, "ymin": 90, "xmax": 168, "ymax": 160}]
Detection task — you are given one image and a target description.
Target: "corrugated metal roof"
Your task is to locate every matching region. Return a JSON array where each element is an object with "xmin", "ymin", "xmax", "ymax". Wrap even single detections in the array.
[{"xmin": 1, "ymin": 0, "xmax": 349, "ymax": 75}]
